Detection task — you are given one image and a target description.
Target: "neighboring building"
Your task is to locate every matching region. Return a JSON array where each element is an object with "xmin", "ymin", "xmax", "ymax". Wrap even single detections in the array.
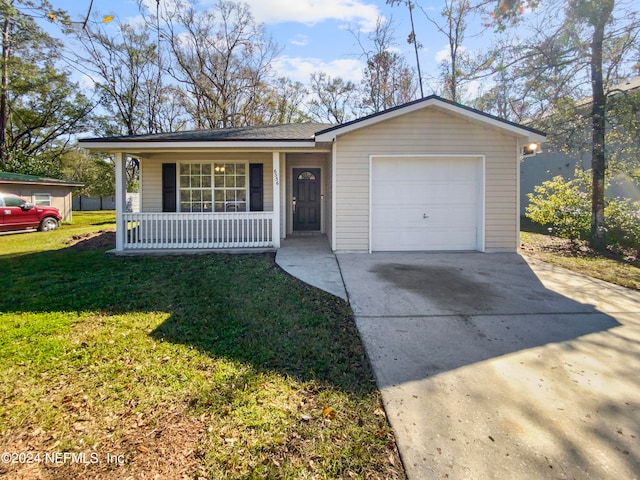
[
  {"xmin": 0, "ymin": 172, "xmax": 84, "ymax": 223},
  {"xmin": 521, "ymin": 77, "xmax": 640, "ymax": 215},
  {"xmin": 79, "ymin": 95, "xmax": 545, "ymax": 254}
]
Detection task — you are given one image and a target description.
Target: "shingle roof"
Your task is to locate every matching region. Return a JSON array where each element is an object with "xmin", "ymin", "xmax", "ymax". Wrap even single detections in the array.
[
  {"xmin": 81, "ymin": 122, "xmax": 336, "ymax": 143},
  {"xmin": 0, "ymin": 171, "xmax": 84, "ymax": 187}
]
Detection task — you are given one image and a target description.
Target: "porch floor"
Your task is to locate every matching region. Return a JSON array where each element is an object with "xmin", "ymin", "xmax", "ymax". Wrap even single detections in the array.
[{"xmin": 275, "ymin": 235, "xmax": 348, "ymax": 301}]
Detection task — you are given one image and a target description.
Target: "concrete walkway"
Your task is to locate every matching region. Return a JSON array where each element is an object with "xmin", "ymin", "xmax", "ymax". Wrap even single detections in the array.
[{"xmin": 275, "ymin": 235, "xmax": 347, "ymax": 301}]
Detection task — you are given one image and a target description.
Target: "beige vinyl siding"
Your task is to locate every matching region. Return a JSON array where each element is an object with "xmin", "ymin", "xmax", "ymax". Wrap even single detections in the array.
[
  {"xmin": 334, "ymin": 106, "xmax": 519, "ymax": 252},
  {"xmin": 140, "ymin": 152, "xmax": 273, "ymax": 213},
  {"xmin": 325, "ymin": 152, "xmax": 333, "ymax": 249}
]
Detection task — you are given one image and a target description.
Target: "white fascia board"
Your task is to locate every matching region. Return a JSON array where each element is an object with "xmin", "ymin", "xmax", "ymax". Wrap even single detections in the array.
[
  {"xmin": 78, "ymin": 140, "xmax": 318, "ymax": 151},
  {"xmin": 315, "ymin": 98, "xmax": 546, "ymax": 143}
]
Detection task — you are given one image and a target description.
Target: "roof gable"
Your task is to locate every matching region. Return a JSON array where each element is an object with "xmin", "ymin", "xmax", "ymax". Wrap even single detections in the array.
[{"xmin": 315, "ymin": 95, "xmax": 546, "ymax": 143}]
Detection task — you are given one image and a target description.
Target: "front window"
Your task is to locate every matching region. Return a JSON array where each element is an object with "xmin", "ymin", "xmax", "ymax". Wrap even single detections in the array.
[{"xmin": 179, "ymin": 162, "xmax": 247, "ymax": 212}]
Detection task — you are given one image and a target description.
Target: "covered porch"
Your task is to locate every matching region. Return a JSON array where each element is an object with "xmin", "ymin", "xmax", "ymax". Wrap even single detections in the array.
[{"xmin": 109, "ymin": 148, "xmax": 332, "ymax": 253}]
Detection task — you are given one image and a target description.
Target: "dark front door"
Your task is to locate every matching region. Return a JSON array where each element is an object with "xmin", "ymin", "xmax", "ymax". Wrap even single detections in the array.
[{"xmin": 293, "ymin": 168, "xmax": 321, "ymax": 231}]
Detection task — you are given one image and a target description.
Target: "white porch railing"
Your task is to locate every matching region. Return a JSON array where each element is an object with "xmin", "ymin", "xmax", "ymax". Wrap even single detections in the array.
[{"xmin": 122, "ymin": 212, "xmax": 274, "ymax": 250}]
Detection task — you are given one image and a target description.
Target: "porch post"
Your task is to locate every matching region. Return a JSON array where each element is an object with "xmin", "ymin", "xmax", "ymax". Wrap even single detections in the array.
[
  {"xmin": 272, "ymin": 151, "xmax": 281, "ymax": 248},
  {"xmin": 114, "ymin": 152, "xmax": 126, "ymax": 251}
]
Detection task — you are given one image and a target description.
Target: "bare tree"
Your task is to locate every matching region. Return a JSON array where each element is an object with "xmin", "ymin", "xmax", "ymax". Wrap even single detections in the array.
[
  {"xmin": 353, "ymin": 16, "xmax": 417, "ymax": 114},
  {"xmin": 73, "ymin": 20, "xmax": 176, "ymax": 136},
  {"xmin": 306, "ymin": 72, "xmax": 359, "ymax": 124},
  {"xmin": 162, "ymin": 0, "xmax": 279, "ymax": 129}
]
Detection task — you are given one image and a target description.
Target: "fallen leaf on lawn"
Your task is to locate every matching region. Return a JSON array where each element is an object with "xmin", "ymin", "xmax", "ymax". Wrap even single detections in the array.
[
  {"xmin": 137, "ymin": 445, "xmax": 149, "ymax": 453},
  {"xmin": 322, "ymin": 405, "xmax": 336, "ymax": 420}
]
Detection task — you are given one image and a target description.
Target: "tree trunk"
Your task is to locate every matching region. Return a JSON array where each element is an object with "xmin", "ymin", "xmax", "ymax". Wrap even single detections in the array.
[
  {"xmin": 0, "ymin": 13, "xmax": 11, "ymax": 164},
  {"xmin": 589, "ymin": 1, "xmax": 614, "ymax": 251}
]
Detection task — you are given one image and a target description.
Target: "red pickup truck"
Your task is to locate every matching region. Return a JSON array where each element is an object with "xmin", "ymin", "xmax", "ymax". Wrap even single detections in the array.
[{"xmin": 0, "ymin": 193, "xmax": 62, "ymax": 232}]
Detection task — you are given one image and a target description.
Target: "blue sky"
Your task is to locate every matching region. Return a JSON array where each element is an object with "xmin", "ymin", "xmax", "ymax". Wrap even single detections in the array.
[{"xmin": 46, "ymin": 0, "xmax": 494, "ymax": 95}]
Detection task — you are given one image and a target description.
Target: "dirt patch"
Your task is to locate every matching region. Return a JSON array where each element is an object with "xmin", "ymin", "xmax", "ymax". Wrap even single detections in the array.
[
  {"xmin": 0, "ymin": 403, "xmax": 206, "ymax": 480},
  {"xmin": 520, "ymin": 235, "xmax": 640, "ymax": 268},
  {"xmin": 65, "ymin": 231, "xmax": 116, "ymax": 251}
]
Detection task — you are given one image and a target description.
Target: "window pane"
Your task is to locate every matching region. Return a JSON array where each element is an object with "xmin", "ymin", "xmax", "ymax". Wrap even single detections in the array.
[
  {"xmin": 180, "ymin": 202, "xmax": 190, "ymax": 211},
  {"xmin": 180, "ymin": 164, "xmax": 189, "ymax": 175},
  {"xmin": 180, "ymin": 175, "xmax": 190, "ymax": 188},
  {"xmin": 191, "ymin": 163, "xmax": 201, "ymax": 175},
  {"xmin": 225, "ymin": 163, "xmax": 236, "ymax": 175},
  {"xmin": 214, "ymin": 175, "xmax": 225, "ymax": 188},
  {"xmin": 236, "ymin": 164, "xmax": 246, "ymax": 175},
  {"xmin": 236, "ymin": 176, "xmax": 246, "ymax": 188},
  {"xmin": 192, "ymin": 190, "xmax": 202, "ymax": 202},
  {"xmin": 227, "ymin": 175, "xmax": 236, "ymax": 187},
  {"xmin": 235, "ymin": 189, "xmax": 246, "ymax": 201},
  {"xmin": 236, "ymin": 202, "xmax": 246, "ymax": 212},
  {"xmin": 203, "ymin": 190, "xmax": 212, "ymax": 202},
  {"xmin": 214, "ymin": 202, "xmax": 225, "ymax": 212},
  {"xmin": 202, "ymin": 176, "xmax": 211, "ymax": 188},
  {"xmin": 202, "ymin": 164, "xmax": 211, "ymax": 175},
  {"xmin": 34, "ymin": 194, "xmax": 51, "ymax": 206},
  {"xmin": 4, "ymin": 195, "xmax": 23, "ymax": 207},
  {"xmin": 214, "ymin": 190, "xmax": 224, "ymax": 202}
]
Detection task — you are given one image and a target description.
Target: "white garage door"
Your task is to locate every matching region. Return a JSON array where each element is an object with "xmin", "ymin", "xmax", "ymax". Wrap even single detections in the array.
[{"xmin": 371, "ymin": 156, "xmax": 483, "ymax": 251}]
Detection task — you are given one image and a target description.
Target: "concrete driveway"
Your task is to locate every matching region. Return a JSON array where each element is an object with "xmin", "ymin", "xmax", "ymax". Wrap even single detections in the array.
[{"xmin": 336, "ymin": 252, "xmax": 640, "ymax": 480}]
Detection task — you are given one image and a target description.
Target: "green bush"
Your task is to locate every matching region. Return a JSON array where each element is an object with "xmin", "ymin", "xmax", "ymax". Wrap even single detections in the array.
[
  {"xmin": 526, "ymin": 175, "xmax": 591, "ymax": 240},
  {"xmin": 605, "ymin": 198, "xmax": 640, "ymax": 249},
  {"xmin": 526, "ymin": 171, "xmax": 640, "ymax": 249}
]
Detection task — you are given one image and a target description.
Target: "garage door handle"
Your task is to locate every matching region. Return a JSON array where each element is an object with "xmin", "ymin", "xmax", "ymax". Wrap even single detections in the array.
[{"xmin": 423, "ymin": 213, "xmax": 428, "ymax": 219}]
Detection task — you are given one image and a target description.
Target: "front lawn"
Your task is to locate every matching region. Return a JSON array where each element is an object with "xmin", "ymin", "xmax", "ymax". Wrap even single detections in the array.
[
  {"xmin": 520, "ymin": 228, "xmax": 640, "ymax": 291},
  {"xmin": 0, "ymin": 213, "xmax": 404, "ymax": 479}
]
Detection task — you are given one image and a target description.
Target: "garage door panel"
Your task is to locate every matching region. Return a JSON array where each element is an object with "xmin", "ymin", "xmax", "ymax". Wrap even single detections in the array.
[
  {"xmin": 372, "ymin": 227, "xmax": 477, "ymax": 251},
  {"xmin": 371, "ymin": 156, "xmax": 482, "ymax": 251},
  {"xmin": 373, "ymin": 184, "xmax": 477, "ymax": 205}
]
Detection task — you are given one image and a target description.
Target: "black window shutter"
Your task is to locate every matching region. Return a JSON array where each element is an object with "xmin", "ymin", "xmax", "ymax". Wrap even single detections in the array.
[
  {"xmin": 162, "ymin": 163, "xmax": 177, "ymax": 212},
  {"xmin": 249, "ymin": 163, "xmax": 264, "ymax": 211}
]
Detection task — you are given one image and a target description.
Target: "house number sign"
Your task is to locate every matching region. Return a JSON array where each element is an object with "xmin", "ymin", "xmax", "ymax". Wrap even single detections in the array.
[{"xmin": 273, "ymin": 169, "xmax": 280, "ymax": 186}]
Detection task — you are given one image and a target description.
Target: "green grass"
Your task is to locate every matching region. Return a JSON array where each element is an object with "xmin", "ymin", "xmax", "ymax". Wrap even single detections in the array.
[
  {"xmin": 520, "ymin": 230, "xmax": 640, "ymax": 291},
  {"xmin": 0, "ymin": 212, "xmax": 404, "ymax": 479}
]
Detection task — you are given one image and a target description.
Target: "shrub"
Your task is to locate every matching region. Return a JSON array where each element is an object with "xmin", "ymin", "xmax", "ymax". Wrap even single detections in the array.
[
  {"xmin": 526, "ymin": 171, "xmax": 640, "ymax": 250},
  {"xmin": 526, "ymin": 175, "xmax": 591, "ymax": 240},
  {"xmin": 605, "ymin": 198, "xmax": 640, "ymax": 249}
]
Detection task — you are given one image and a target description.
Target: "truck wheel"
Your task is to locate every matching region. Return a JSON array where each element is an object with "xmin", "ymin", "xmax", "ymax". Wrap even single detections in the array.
[{"xmin": 39, "ymin": 217, "xmax": 59, "ymax": 231}]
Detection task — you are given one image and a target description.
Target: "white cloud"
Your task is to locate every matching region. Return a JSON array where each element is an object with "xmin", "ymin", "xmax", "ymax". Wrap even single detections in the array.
[
  {"xmin": 200, "ymin": 0, "xmax": 381, "ymax": 30},
  {"xmin": 78, "ymin": 73, "xmax": 97, "ymax": 90},
  {"xmin": 272, "ymin": 55, "xmax": 364, "ymax": 83},
  {"xmin": 290, "ymin": 34, "xmax": 309, "ymax": 47},
  {"xmin": 435, "ymin": 44, "xmax": 468, "ymax": 63}
]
